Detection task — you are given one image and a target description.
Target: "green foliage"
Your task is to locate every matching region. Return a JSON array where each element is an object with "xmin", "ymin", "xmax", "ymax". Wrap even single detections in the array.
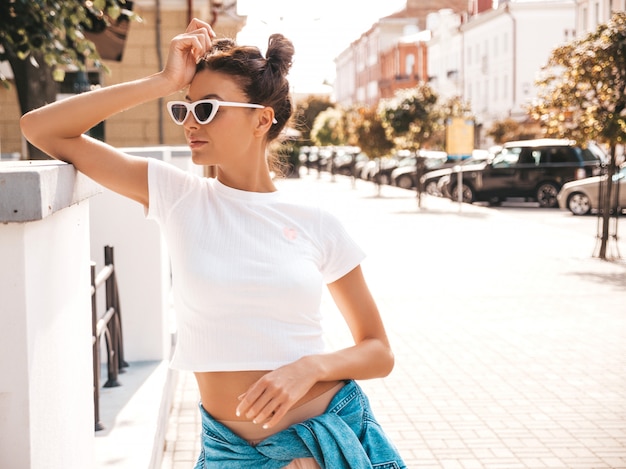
[
  {"xmin": 0, "ymin": 0, "xmax": 137, "ymax": 87},
  {"xmin": 293, "ymin": 96, "xmax": 334, "ymax": 144},
  {"xmin": 344, "ymin": 106, "xmax": 393, "ymax": 158},
  {"xmin": 487, "ymin": 118, "xmax": 523, "ymax": 144},
  {"xmin": 528, "ymin": 11, "xmax": 626, "ymax": 146},
  {"xmin": 528, "ymin": 11, "xmax": 626, "ymax": 260},
  {"xmin": 310, "ymin": 107, "xmax": 345, "ymax": 146},
  {"xmin": 378, "ymin": 84, "xmax": 440, "ymax": 150}
]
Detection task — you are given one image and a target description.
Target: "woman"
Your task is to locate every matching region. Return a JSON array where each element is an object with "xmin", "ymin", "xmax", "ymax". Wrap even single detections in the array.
[{"xmin": 21, "ymin": 19, "xmax": 405, "ymax": 468}]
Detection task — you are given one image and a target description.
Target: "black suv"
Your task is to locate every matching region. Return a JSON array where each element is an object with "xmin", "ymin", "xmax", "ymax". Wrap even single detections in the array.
[{"xmin": 443, "ymin": 139, "xmax": 604, "ymax": 208}]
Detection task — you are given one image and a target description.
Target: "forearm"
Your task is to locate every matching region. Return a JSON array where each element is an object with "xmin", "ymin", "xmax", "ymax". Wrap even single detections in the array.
[
  {"xmin": 304, "ymin": 337, "xmax": 395, "ymax": 382},
  {"xmin": 20, "ymin": 72, "xmax": 175, "ymax": 155}
]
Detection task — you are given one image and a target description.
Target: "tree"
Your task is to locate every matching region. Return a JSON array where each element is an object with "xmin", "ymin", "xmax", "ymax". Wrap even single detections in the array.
[
  {"xmin": 0, "ymin": 0, "xmax": 136, "ymax": 159},
  {"xmin": 378, "ymin": 84, "xmax": 440, "ymax": 151},
  {"xmin": 293, "ymin": 96, "xmax": 334, "ymax": 146},
  {"xmin": 379, "ymin": 84, "xmax": 440, "ymax": 206},
  {"xmin": 344, "ymin": 106, "xmax": 393, "ymax": 158},
  {"xmin": 310, "ymin": 107, "xmax": 345, "ymax": 147},
  {"xmin": 487, "ymin": 118, "xmax": 523, "ymax": 144},
  {"xmin": 527, "ymin": 11, "xmax": 626, "ymax": 260}
]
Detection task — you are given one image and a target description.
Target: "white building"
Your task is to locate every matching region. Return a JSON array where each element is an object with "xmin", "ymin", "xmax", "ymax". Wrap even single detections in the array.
[
  {"xmin": 576, "ymin": 0, "xmax": 626, "ymax": 35},
  {"xmin": 459, "ymin": 0, "xmax": 576, "ymax": 143},
  {"xmin": 426, "ymin": 9, "xmax": 464, "ymax": 101}
]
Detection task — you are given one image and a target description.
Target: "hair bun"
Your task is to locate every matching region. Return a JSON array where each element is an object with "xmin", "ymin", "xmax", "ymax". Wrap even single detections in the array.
[{"xmin": 265, "ymin": 34, "xmax": 294, "ymax": 76}]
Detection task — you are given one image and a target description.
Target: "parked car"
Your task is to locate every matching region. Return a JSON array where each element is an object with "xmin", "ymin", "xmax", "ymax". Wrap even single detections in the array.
[
  {"xmin": 415, "ymin": 149, "xmax": 493, "ymax": 195},
  {"xmin": 557, "ymin": 163, "xmax": 626, "ymax": 215},
  {"xmin": 362, "ymin": 150, "xmax": 411, "ymax": 184},
  {"xmin": 440, "ymin": 139, "xmax": 605, "ymax": 208},
  {"xmin": 390, "ymin": 150, "xmax": 448, "ymax": 190},
  {"xmin": 332, "ymin": 147, "xmax": 366, "ymax": 176}
]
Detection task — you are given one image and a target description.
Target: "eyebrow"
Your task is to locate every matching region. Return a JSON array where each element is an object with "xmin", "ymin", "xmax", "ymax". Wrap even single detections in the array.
[{"xmin": 184, "ymin": 93, "xmax": 223, "ymax": 101}]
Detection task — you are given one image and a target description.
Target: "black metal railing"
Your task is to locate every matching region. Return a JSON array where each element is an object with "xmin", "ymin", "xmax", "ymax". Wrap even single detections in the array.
[{"xmin": 90, "ymin": 245, "xmax": 128, "ymax": 431}]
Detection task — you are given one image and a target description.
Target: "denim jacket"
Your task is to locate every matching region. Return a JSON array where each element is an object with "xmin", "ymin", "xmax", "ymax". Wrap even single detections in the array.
[{"xmin": 195, "ymin": 380, "xmax": 406, "ymax": 468}]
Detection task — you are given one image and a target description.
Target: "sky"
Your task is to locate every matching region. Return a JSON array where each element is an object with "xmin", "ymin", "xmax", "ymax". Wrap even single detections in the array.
[{"xmin": 236, "ymin": 0, "xmax": 407, "ymax": 95}]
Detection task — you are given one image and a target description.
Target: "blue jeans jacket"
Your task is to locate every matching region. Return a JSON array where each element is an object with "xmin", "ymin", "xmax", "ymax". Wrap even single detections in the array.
[{"xmin": 195, "ymin": 380, "xmax": 406, "ymax": 468}]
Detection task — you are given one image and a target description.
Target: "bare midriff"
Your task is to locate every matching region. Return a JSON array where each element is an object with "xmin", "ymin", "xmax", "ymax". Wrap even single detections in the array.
[{"xmin": 194, "ymin": 371, "xmax": 343, "ymax": 422}]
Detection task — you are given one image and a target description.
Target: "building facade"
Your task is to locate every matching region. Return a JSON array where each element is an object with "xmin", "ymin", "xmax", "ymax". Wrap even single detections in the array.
[
  {"xmin": 576, "ymin": 0, "xmax": 626, "ymax": 34},
  {"xmin": 0, "ymin": 0, "xmax": 245, "ymax": 158},
  {"xmin": 379, "ymin": 31, "xmax": 430, "ymax": 101},
  {"xmin": 334, "ymin": 0, "xmax": 624, "ymax": 147},
  {"xmin": 460, "ymin": 0, "xmax": 576, "ymax": 143},
  {"xmin": 334, "ymin": 0, "xmax": 468, "ymax": 108}
]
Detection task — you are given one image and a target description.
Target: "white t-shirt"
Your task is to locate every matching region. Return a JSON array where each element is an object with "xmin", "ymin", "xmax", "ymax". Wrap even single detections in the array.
[{"xmin": 146, "ymin": 158, "xmax": 365, "ymax": 371}]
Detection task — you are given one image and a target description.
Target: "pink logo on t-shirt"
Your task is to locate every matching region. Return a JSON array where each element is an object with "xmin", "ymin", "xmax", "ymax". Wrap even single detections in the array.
[{"xmin": 283, "ymin": 227, "xmax": 298, "ymax": 240}]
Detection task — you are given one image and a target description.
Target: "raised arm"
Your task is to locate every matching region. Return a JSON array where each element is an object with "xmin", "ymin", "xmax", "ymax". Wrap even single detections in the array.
[{"xmin": 19, "ymin": 19, "xmax": 215, "ymax": 206}]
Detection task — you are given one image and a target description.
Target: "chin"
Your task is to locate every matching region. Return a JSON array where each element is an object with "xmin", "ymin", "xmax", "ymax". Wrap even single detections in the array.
[{"xmin": 191, "ymin": 150, "xmax": 212, "ymax": 166}]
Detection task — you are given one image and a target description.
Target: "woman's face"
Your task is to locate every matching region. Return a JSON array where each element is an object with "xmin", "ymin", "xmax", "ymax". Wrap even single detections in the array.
[{"xmin": 182, "ymin": 69, "xmax": 260, "ymax": 166}]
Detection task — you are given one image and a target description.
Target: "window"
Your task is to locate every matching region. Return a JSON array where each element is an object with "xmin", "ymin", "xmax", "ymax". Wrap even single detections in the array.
[
  {"xmin": 544, "ymin": 147, "xmax": 575, "ymax": 164},
  {"xmin": 492, "ymin": 147, "xmax": 522, "ymax": 167},
  {"xmin": 503, "ymin": 74, "xmax": 508, "ymax": 99},
  {"xmin": 405, "ymin": 54, "xmax": 415, "ymax": 76},
  {"xmin": 519, "ymin": 149, "xmax": 540, "ymax": 165}
]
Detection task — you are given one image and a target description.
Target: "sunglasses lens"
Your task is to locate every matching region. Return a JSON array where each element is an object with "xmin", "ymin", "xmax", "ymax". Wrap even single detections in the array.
[
  {"xmin": 170, "ymin": 104, "xmax": 188, "ymax": 123},
  {"xmin": 194, "ymin": 102, "xmax": 215, "ymax": 123}
]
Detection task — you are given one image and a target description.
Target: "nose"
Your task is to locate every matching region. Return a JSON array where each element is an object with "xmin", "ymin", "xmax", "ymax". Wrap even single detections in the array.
[{"xmin": 183, "ymin": 112, "xmax": 200, "ymax": 129}]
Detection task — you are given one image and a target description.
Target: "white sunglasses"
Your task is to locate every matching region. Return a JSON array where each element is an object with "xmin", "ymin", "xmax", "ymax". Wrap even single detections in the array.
[{"xmin": 166, "ymin": 99, "xmax": 277, "ymax": 125}]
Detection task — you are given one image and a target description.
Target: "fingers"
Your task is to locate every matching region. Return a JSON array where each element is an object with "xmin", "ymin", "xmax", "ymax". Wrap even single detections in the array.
[
  {"xmin": 174, "ymin": 18, "xmax": 215, "ymax": 63},
  {"xmin": 236, "ymin": 386, "xmax": 292, "ymax": 429},
  {"xmin": 186, "ymin": 17, "xmax": 217, "ymax": 38}
]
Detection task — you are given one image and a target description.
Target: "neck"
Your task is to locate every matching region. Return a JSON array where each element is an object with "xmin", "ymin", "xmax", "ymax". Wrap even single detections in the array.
[{"xmin": 215, "ymin": 165, "xmax": 277, "ymax": 193}]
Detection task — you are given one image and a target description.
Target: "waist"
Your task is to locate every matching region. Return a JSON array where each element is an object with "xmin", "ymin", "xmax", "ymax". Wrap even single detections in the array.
[
  {"xmin": 194, "ymin": 370, "xmax": 344, "ymax": 421},
  {"xmin": 215, "ymin": 381, "xmax": 345, "ymax": 444}
]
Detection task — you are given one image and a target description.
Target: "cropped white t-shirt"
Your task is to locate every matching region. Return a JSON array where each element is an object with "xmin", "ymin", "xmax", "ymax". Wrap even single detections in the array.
[{"xmin": 146, "ymin": 158, "xmax": 365, "ymax": 371}]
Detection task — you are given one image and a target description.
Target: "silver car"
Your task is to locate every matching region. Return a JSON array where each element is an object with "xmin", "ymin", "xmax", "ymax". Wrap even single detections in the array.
[{"xmin": 557, "ymin": 163, "xmax": 626, "ymax": 215}]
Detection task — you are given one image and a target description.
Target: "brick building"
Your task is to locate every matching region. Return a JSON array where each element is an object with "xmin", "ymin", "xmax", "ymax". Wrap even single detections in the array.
[
  {"xmin": 0, "ymin": 0, "xmax": 246, "ymax": 158},
  {"xmin": 334, "ymin": 0, "xmax": 468, "ymax": 108}
]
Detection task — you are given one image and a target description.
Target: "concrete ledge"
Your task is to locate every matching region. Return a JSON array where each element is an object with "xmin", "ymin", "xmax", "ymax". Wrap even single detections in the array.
[
  {"xmin": 0, "ymin": 160, "xmax": 101, "ymax": 223},
  {"xmin": 95, "ymin": 360, "xmax": 177, "ymax": 469}
]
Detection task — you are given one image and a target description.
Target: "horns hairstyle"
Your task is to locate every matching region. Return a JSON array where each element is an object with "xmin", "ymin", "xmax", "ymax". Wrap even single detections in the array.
[
  {"xmin": 265, "ymin": 33, "xmax": 294, "ymax": 77},
  {"xmin": 195, "ymin": 34, "xmax": 295, "ymax": 175},
  {"xmin": 196, "ymin": 34, "xmax": 294, "ymax": 142}
]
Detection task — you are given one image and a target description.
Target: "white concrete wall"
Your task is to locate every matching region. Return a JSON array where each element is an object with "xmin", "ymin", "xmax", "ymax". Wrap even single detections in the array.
[
  {"xmin": 90, "ymin": 187, "xmax": 171, "ymax": 362},
  {"xmin": 89, "ymin": 146, "xmax": 199, "ymax": 362},
  {"xmin": 0, "ymin": 162, "xmax": 98, "ymax": 468}
]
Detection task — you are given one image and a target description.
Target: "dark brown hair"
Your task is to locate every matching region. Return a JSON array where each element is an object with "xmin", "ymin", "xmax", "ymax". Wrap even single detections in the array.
[{"xmin": 196, "ymin": 34, "xmax": 294, "ymax": 144}]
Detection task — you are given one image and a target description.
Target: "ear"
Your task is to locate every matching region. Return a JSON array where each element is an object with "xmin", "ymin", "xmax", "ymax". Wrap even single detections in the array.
[{"xmin": 253, "ymin": 107, "xmax": 275, "ymax": 137}]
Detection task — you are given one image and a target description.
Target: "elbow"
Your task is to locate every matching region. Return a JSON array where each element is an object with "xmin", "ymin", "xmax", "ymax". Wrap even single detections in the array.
[
  {"xmin": 381, "ymin": 348, "xmax": 395, "ymax": 377},
  {"xmin": 20, "ymin": 110, "xmax": 39, "ymax": 145},
  {"xmin": 373, "ymin": 339, "xmax": 395, "ymax": 378}
]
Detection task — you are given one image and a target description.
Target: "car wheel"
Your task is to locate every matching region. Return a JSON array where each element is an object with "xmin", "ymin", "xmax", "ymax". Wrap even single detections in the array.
[
  {"xmin": 567, "ymin": 192, "xmax": 592, "ymax": 215},
  {"xmin": 424, "ymin": 180, "xmax": 439, "ymax": 195},
  {"xmin": 396, "ymin": 174, "xmax": 414, "ymax": 190},
  {"xmin": 378, "ymin": 173, "xmax": 391, "ymax": 185},
  {"xmin": 451, "ymin": 183, "xmax": 474, "ymax": 203},
  {"xmin": 536, "ymin": 182, "xmax": 560, "ymax": 208}
]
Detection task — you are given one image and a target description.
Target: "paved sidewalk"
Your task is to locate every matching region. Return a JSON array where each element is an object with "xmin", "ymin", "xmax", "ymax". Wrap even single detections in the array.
[{"xmin": 161, "ymin": 172, "xmax": 626, "ymax": 469}]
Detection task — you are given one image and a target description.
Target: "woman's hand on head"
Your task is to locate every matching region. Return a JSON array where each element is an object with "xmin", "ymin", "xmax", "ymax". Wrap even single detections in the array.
[{"xmin": 161, "ymin": 18, "xmax": 216, "ymax": 92}]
